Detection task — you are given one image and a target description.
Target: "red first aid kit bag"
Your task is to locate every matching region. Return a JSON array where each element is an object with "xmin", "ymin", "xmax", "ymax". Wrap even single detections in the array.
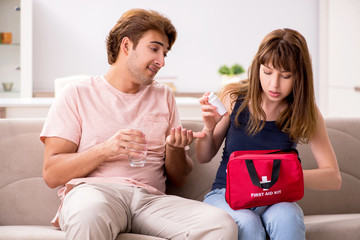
[{"xmin": 225, "ymin": 149, "xmax": 304, "ymax": 210}]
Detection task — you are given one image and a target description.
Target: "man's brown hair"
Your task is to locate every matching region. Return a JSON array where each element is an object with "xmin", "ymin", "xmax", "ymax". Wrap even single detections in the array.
[{"xmin": 106, "ymin": 9, "xmax": 177, "ymax": 64}]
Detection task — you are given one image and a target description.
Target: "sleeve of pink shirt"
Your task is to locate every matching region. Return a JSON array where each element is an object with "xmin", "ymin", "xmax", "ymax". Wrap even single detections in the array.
[
  {"xmin": 167, "ymin": 88, "xmax": 182, "ymax": 131},
  {"xmin": 40, "ymin": 83, "xmax": 82, "ymax": 145}
]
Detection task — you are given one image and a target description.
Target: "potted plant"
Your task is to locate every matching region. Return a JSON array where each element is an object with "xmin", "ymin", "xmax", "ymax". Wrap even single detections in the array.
[{"xmin": 218, "ymin": 63, "xmax": 246, "ymax": 85}]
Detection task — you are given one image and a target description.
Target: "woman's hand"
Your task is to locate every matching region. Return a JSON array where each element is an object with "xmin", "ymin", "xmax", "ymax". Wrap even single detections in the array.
[
  {"xmin": 199, "ymin": 92, "xmax": 227, "ymax": 132},
  {"xmin": 196, "ymin": 92, "xmax": 231, "ymax": 164}
]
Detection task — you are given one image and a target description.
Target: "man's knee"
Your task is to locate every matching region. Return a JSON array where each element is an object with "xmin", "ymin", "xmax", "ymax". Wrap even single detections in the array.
[
  {"xmin": 204, "ymin": 206, "xmax": 238, "ymax": 239},
  {"xmin": 219, "ymin": 213, "xmax": 238, "ymax": 239},
  {"xmin": 61, "ymin": 201, "xmax": 119, "ymax": 240},
  {"xmin": 60, "ymin": 186, "xmax": 129, "ymax": 240}
]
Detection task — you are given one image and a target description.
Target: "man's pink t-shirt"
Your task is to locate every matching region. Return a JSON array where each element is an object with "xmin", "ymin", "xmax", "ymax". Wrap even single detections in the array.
[{"xmin": 40, "ymin": 76, "xmax": 182, "ymax": 225}]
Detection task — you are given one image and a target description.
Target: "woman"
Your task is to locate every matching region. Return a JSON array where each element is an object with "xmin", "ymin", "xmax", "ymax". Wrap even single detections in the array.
[{"xmin": 196, "ymin": 28, "xmax": 342, "ymax": 240}]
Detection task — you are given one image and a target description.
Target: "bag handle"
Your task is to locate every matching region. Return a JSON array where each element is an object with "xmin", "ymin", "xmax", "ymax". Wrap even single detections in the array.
[
  {"xmin": 267, "ymin": 148, "xmax": 301, "ymax": 163},
  {"xmin": 245, "ymin": 159, "xmax": 281, "ymax": 189}
]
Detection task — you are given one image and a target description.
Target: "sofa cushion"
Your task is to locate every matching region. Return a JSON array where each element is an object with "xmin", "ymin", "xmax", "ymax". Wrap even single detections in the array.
[
  {"xmin": 0, "ymin": 226, "xmax": 165, "ymax": 240},
  {"xmin": 0, "ymin": 119, "xmax": 61, "ymax": 226},
  {"xmin": 0, "ymin": 177, "xmax": 60, "ymax": 225},
  {"xmin": 304, "ymin": 214, "xmax": 360, "ymax": 240},
  {"xmin": 0, "ymin": 226, "xmax": 65, "ymax": 240}
]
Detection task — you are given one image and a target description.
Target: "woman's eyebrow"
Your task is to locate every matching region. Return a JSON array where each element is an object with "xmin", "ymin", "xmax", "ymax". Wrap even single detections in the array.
[
  {"xmin": 262, "ymin": 64, "xmax": 272, "ymax": 69},
  {"xmin": 263, "ymin": 64, "xmax": 291, "ymax": 73}
]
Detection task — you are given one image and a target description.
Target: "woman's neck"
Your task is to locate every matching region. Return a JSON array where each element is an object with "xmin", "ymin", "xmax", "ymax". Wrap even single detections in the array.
[{"xmin": 261, "ymin": 98, "xmax": 287, "ymax": 121}]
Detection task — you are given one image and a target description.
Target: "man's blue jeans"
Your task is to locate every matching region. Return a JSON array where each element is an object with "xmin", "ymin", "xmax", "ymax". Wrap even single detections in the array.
[{"xmin": 204, "ymin": 188, "xmax": 305, "ymax": 240}]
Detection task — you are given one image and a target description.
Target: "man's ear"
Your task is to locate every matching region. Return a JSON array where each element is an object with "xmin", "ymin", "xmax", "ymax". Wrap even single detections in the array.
[{"xmin": 121, "ymin": 37, "xmax": 132, "ymax": 55}]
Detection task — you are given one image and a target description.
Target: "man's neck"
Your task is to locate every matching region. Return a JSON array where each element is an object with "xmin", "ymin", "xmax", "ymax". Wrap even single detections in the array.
[{"xmin": 104, "ymin": 65, "xmax": 141, "ymax": 94}]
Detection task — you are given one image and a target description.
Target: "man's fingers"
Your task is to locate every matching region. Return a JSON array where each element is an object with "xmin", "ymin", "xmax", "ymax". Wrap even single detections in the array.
[
  {"xmin": 169, "ymin": 127, "xmax": 176, "ymax": 144},
  {"xmin": 175, "ymin": 126, "xmax": 182, "ymax": 145},
  {"xmin": 181, "ymin": 128, "xmax": 188, "ymax": 146},
  {"xmin": 192, "ymin": 131, "xmax": 206, "ymax": 139},
  {"xmin": 167, "ymin": 127, "xmax": 206, "ymax": 149}
]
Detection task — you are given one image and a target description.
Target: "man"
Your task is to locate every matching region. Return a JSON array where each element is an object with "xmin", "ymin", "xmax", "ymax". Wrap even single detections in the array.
[{"xmin": 41, "ymin": 8, "xmax": 237, "ymax": 240}]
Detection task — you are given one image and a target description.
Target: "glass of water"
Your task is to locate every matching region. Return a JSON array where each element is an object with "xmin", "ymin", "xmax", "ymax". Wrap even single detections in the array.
[{"xmin": 128, "ymin": 127, "xmax": 147, "ymax": 167}]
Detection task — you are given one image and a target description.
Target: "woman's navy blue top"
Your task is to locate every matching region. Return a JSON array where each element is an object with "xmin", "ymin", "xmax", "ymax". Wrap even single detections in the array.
[{"xmin": 211, "ymin": 100, "xmax": 297, "ymax": 191}]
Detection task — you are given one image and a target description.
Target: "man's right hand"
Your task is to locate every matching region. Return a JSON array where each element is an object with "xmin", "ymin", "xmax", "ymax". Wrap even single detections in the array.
[
  {"xmin": 42, "ymin": 128, "xmax": 146, "ymax": 188},
  {"xmin": 101, "ymin": 128, "xmax": 147, "ymax": 159}
]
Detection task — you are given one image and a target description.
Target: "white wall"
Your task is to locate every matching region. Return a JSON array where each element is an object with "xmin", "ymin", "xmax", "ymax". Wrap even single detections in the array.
[
  {"xmin": 32, "ymin": 0, "xmax": 319, "ymax": 96},
  {"xmin": 323, "ymin": 0, "xmax": 360, "ymax": 117}
]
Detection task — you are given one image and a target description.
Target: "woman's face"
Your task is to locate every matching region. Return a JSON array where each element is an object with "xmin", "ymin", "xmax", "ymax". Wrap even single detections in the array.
[{"xmin": 259, "ymin": 63, "xmax": 294, "ymax": 103}]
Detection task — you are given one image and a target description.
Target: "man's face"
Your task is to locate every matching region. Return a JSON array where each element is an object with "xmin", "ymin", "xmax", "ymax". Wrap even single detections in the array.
[{"xmin": 127, "ymin": 30, "xmax": 169, "ymax": 86}]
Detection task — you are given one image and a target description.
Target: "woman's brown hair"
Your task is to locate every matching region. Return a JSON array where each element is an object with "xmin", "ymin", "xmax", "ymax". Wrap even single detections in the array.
[
  {"xmin": 219, "ymin": 28, "xmax": 317, "ymax": 144},
  {"xmin": 106, "ymin": 9, "xmax": 177, "ymax": 64}
]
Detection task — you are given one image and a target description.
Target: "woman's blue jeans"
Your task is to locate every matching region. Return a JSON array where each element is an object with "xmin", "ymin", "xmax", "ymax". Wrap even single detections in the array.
[{"xmin": 204, "ymin": 188, "xmax": 305, "ymax": 240}]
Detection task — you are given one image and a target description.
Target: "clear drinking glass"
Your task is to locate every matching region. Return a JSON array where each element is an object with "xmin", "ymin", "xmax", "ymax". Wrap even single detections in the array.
[{"xmin": 128, "ymin": 127, "xmax": 147, "ymax": 167}]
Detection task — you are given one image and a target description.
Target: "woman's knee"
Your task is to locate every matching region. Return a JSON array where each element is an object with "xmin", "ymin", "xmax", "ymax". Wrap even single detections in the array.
[
  {"xmin": 262, "ymin": 202, "xmax": 305, "ymax": 239},
  {"xmin": 233, "ymin": 210, "xmax": 266, "ymax": 239},
  {"xmin": 263, "ymin": 202, "xmax": 304, "ymax": 224}
]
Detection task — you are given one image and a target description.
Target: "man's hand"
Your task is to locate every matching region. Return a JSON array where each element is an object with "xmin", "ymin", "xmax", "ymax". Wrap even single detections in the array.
[
  {"xmin": 166, "ymin": 126, "xmax": 205, "ymax": 149},
  {"xmin": 101, "ymin": 128, "xmax": 147, "ymax": 159},
  {"xmin": 165, "ymin": 125, "xmax": 206, "ymax": 187}
]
